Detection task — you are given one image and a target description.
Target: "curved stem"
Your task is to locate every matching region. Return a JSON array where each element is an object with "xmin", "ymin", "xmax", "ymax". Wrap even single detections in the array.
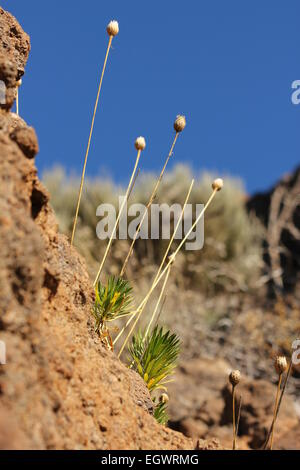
[
  {"xmin": 113, "ymin": 179, "xmax": 194, "ymax": 346},
  {"xmin": 94, "ymin": 150, "xmax": 141, "ymax": 286},
  {"xmin": 152, "ymin": 179, "xmax": 194, "ymax": 288},
  {"xmin": 270, "ymin": 374, "xmax": 282, "ymax": 450},
  {"xmin": 144, "ymin": 266, "xmax": 171, "ymax": 340},
  {"xmin": 115, "ymin": 188, "xmax": 218, "ymax": 353},
  {"xmin": 232, "ymin": 385, "xmax": 236, "ymax": 450},
  {"xmin": 263, "ymin": 360, "xmax": 292, "ymax": 450},
  {"xmin": 120, "ymin": 133, "xmax": 179, "ymax": 277},
  {"xmin": 71, "ymin": 35, "xmax": 113, "ymax": 246}
]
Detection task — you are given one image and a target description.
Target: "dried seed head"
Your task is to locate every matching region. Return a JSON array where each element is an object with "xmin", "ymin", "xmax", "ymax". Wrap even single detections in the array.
[
  {"xmin": 174, "ymin": 115, "xmax": 186, "ymax": 133},
  {"xmin": 212, "ymin": 178, "xmax": 224, "ymax": 192},
  {"xmin": 107, "ymin": 20, "xmax": 119, "ymax": 37},
  {"xmin": 160, "ymin": 393, "xmax": 169, "ymax": 404},
  {"xmin": 274, "ymin": 356, "xmax": 288, "ymax": 375},
  {"xmin": 16, "ymin": 79, "xmax": 22, "ymax": 87},
  {"xmin": 135, "ymin": 136, "xmax": 146, "ymax": 151},
  {"xmin": 229, "ymin": 370, "xmax": 241, "ymax": 387}
]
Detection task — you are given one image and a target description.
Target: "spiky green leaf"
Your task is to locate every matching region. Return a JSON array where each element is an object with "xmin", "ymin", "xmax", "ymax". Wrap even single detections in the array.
[{"xmin": 93, "ymin": 276, "xmax": 134, "ymax": 332}]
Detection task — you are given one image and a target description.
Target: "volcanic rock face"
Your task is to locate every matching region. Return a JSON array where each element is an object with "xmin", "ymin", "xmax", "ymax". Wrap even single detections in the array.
[
  {"xmin": 0, "ymin": 7, "xmax": 222, "ymax": 450},
  {"xmin": 0, "ymin": 7, "xmax": 30, "ymax": 110}
]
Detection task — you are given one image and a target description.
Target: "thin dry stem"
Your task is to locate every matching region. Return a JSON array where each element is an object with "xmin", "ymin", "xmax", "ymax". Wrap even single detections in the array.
[
  {"xmin": 71, "ymin": 35, "xmax": 113, "ymax": 246},
  {"xmin": 155, "ymin": 295, "xmax": 167, "ymax": 326},
  {"xmin": 270, "ymin": 373, "xmax": 283, "ymax": 450},
  {"xmin": 113, "ymin": 179, "xmax": 194, "ymax": 347},
  {"xmin": 236, "ymin": 395, "xmax": 242, "ymax": 442},
  {"xmin": 120, "ymin": 133, "xmax": 179, "ymax": 277},
  {"xmin": 94, "ymin": 149, "xmax": 142, "ymax": 286},
  {"xmin": 232, "ymin": 385, "xmax": 237, "ymax": 450},
  {"xmin": 128, "ymin": 169, "xmax": 140, "ymax": 200},
  {"xmin": 151, "ymin": 179, "xmax": 194, "ymax": 288},
  {"xmin": 144, "ymin": 265, "xmax": 171, "ymax": 340},
  {"xmin": 263, "ymin": 360, "xmax": 292, "ymax": 450},
  {"xmin": 116, "ymin": 188, "xmax": 219, "ymax": 355}
]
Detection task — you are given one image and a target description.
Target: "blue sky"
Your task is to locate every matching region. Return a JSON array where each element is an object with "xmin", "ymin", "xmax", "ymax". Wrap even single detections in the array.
[{"xmin": 4, "ymin": 0, "xmax": 300, "ymax": 193}]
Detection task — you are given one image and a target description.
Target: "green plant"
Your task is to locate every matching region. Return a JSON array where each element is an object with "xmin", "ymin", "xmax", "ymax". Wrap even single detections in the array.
[
  {"xmin": 129, "ymin": 325, "xmax": 180, "ymax": 393},
  {"xmin": 116, "ymin": 179, "xmax": 223, "ymax": 357},
  {"xmin": 93, "ymin": 276, "xmax": 133, "ymax": 347},
  {"xmin": 153, "ymin": 400, "xmax": 169, "ymax": 426},
  {"xmin": 129, "ymin": 326, "xmax": 179, "ymax": 425}
]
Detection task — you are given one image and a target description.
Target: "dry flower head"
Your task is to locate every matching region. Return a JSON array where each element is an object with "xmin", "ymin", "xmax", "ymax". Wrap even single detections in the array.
[
  {"xmin": 135, "ymin": 136, "xmax": 146, "ymax": 151},
  {"xmin": 212, "ymin": 178, "xmax": 224, "ymax": 192},
  {"xmin": 229, "ymin": 370, "xmax": 241, "ymax": 387},
  {"xmin": 107, "ymin": 20, "xmax": 119, "ymax": 37},
  {"xmin": 174, "ymin": 115, "xmax": 186, "ymax": 133},
  {"xmin": 274, "ymin": 356, "xmax": 288, "ymax": 375}
]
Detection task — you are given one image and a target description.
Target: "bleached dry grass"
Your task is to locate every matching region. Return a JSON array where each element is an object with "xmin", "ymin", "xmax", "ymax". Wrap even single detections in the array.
[{"xmin": 44, "ymin": 164, "xmax": 264, "ymax": 296}]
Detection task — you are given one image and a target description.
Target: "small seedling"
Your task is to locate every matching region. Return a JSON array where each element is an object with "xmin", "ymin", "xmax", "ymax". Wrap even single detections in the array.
[
  {"xmin": 153, "ymin": 395, "xmax": 169, "ymax": 426},
  {"xmin": 129, "ymin": 327, "xmax": 179, "ymax": 425},
  {"xmin": 93, "ymin": 276, "xmax": 133, "ymax": 349},
  {"xmin": 129, "ymin": 325, "xmax": 180, "ymax": 393}
]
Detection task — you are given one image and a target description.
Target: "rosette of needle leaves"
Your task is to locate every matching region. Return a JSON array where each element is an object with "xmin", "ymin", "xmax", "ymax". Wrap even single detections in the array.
[
  {"xmin": 93, "ymin": 276, "xmax": 133, "ymax": 334},
  {"xmin": 129, "ymin": 326, "xmax": 180, "ymax": 393}
]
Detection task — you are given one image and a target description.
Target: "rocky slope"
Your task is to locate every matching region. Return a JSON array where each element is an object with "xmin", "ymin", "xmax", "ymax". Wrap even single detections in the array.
[
  {"xmin": 247, "ymin": 166, "xmax": 300, "ymax": 295},
  {"xmin": 168, "ymin": 358, "xmax": 300, "ymax": 450},
  {"xmin": 0, "ymin": 7, "xmax": 222, "ymax": 450}
]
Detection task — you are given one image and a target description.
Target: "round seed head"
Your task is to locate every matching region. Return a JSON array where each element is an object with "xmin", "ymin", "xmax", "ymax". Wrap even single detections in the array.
[
  {"xmin": 174, "ymin": 115, "xmax": 186, "ymax": 133},
  {"xmin": 135, "ymin": 136, "xmax": 146, "ymax": 151},
  {"xmin": 212, "ymin": 178, "xmax": 224, "ymax": 192},
  {"xmin": 275, "ymin": 356, "xmax": 288, "ymax": 375},
  {"xmin": 229, "ymin": 370, "xmax": 241, "ymax": 387},
  {"xmin": 107, "ymin": 20, "xmax": 119, "ymax": 37},
  {"xmin": 160, "ymin": 393, "xmax": 169, "ymax": 404}
]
